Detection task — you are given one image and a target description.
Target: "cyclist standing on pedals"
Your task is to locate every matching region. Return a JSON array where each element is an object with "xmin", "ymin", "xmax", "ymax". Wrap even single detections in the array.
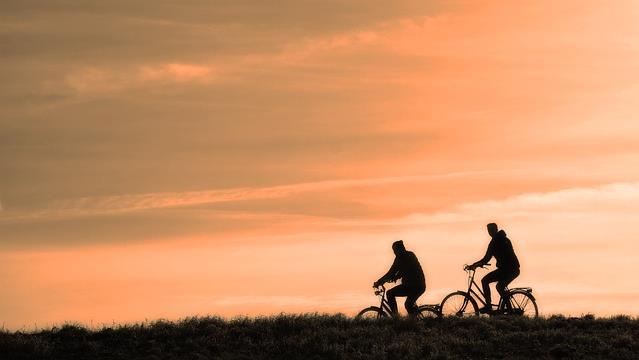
[
  {"xmin": 373, "ymin": 240, "xmax": 426, "ymax": 317},
  {"xmin": 467, "ymin": 223, "xmax": 520, "ymax": 314}
]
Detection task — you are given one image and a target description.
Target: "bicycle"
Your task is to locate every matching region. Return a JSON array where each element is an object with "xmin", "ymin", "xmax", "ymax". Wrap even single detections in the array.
[
  {"xmin": 356, "ymin": 284, "xmax": 440, "ymax": 319},
  {"xmin": 440, "ymin": 264, "xmax": 538, "ymax": 317}
]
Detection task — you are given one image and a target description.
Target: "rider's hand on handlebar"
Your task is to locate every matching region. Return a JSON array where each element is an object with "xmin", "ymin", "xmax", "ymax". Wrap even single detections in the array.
[{"xmin": 465, "ymin": 263, "xmax": 491, "ymax": 271}]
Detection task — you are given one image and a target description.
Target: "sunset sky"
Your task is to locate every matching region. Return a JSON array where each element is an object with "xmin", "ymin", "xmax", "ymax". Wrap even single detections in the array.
[{"xmin": 2, "ymin": 0, "xmax": 639, "ymax": 329}]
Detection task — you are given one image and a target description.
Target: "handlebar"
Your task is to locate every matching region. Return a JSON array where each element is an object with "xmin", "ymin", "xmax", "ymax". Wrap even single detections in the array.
[
  {"xmin": 463, "ymin": 263, "xmax": 491, "ymax": 271},
  {"xmin": 373, "ymin": 284, "xmax": 386, "ymax": 295}
]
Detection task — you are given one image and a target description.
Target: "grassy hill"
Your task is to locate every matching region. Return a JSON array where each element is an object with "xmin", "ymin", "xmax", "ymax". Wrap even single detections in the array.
[{"xmin": 2, "ymin": 314, "xmax": 638, "ymax": 359}]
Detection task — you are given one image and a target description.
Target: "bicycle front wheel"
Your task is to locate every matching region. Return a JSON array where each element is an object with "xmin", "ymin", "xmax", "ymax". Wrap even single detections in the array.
[
  {"xmin": 416, "ymin": 305, "xmax": 440, "ymax": 318},
  {"xmin": 440, "ymin": 291, "xmax": 479, "ymax": 317},
  {"xmin": 356, "ymin": 306, "xmax": 387, "ymax": 319},
  {"xmin": 507, "ymin": 290, "xmax": 538, "ymax": 318}
]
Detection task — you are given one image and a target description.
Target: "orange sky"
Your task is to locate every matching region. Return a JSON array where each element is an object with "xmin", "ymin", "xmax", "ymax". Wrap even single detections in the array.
[{"xmin": 2, "ymin": 0, "xmax": 639, "ymax": 329}]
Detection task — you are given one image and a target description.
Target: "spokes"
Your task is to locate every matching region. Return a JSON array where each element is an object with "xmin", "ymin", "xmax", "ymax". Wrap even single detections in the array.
[
  {"xmin": 517, "ymin": 294, "xmax": 530, "ymax": 309},
  {"xmin": 441, "ymin": 293, "xmax": 478, "ymax": 317},
  {"xmin": 416, "ymin": 306, "xmax": 439, "ymax": 319},
  {"xmin": 508, "ymin": 292, "xmax": 538, "ymax": 317},
  {"xmin": 356, "ymin": 307, "xmax": 386, "ymax": 319},
  {"xmin": 452, "ymin": 297, "xmax": 467, "ymax": 315}
]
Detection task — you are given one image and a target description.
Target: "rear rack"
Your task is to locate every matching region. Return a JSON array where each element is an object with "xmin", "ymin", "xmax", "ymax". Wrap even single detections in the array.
[{"xmin": 509, "ymin": 287, "xmax": 532, "ymax": 292}]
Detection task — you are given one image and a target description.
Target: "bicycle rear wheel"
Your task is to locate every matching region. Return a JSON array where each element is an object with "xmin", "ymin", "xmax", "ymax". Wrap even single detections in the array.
[
  {"xmin": 356, "ymin": 306, "xmax": 387, "ymax": 319},
  {"xmin": 440, "ymin": 291, "xmax": 479, "ymax": 317},
  {"xmin": 506, "ymin": 290, "xmax": 538, "ymax": 317}
]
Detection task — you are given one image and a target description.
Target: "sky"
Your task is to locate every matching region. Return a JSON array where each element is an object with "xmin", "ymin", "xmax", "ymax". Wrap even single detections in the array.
[{"xmin": 2, "ymin": 0, "xmax": 639, "ymax": 329}]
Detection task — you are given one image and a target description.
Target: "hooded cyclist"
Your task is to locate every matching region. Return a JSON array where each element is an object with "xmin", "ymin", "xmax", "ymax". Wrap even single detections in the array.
[
  {"xmin": 373, "ymin": 240, "xmax": 426, "ymax": 316},
  {"xmin": 467, "ymin": 223, "xmax": 520, "ymax": 313}
]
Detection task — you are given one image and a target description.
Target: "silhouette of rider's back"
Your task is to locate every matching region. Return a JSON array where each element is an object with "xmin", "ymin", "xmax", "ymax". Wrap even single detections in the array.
[
  {"xmin": 469, "ymin": 223, "xmax": 520, "ymax": 313},
  {"xmin": 374, "ymin": 240, "xmax": 425, "ymax": 315}
]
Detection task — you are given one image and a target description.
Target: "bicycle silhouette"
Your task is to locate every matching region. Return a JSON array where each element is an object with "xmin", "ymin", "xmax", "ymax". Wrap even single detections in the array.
[
  {"xmin": 356, "ymin": 284, "xmax": 440, "ymax": 319},
  {"xmin": 440, "ymin": 264, "xmax": 538, "ymax": 317}
]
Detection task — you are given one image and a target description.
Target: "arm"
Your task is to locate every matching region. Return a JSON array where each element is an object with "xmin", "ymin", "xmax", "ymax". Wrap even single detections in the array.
[
  {"xmin": 374, "ymin": 257, "xmax": 400, "ymax": 286},
  {"xmin": 470, "ymin": 240, "xmax": 494, "ymax": 269}
]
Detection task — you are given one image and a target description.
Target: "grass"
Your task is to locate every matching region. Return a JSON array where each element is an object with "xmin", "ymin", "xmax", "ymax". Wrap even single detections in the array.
[{"xmin": 1, "ymin": 314, "xmax": 638, "ymax": 359}]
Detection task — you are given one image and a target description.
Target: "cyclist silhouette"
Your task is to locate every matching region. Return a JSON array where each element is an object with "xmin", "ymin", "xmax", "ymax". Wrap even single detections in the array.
[
  {"xmin": 373, "ymin": 240, "xmax": 426, "ymax": 316},
  {"xmin": 467, "ymin": 223, "xmax": 520, "ymax": 314}
]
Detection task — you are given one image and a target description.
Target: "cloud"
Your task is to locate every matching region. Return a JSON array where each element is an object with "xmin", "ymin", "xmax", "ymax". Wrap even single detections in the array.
[
  {"xmin": 0, "ymin": 171, "xmax": 498, "ymax": 224},
  {"xmin": 4, "ymin": 178, "xmax": 638, "ymax": 253},
  {"xmin": 64, "ymin": 63, "xmax": 215, "ymax": 94},
  {"xmin": 139, "ymin": 63, "xmax": 213, "ymax": 82},
  {"xmin": 328, "ymin": 181, "xmax": 639, "ymax": 232},
  {"xmin": 457, "ymin": 182, "xmax": 639, "ymax": 215},
  {"xmin": 5, "ymin": 0, "xmax": 637, "ymax": 216},
  {"xmin": 54, "ymin": 18, "xmax": 410, "ymax": 97},
  {"xmin": 0, "ymin": 1, "xmax": 450, "ymax": 64},
  {"xmin": 0, "ymin": 0, "xmax": 450, "ymax": 112}
]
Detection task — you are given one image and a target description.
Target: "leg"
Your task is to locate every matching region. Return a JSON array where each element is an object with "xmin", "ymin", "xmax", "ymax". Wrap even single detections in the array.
[
  {"xmin": 481, "ymin": 270, "xmax": 501, "ymax": 310},
  {"xmin": 496, "ymin": 268, "xmax": 520, "ymax": 310},
  {"xmin": 404, "ymin": 287, "xmax": 425, "ymax": 316},
  {"xmin": 386, "ymin": 285, "xmax": 409, "ymax": 316}
]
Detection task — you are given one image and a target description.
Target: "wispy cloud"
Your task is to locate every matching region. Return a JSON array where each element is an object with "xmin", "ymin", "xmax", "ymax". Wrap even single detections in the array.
[
  {"xmin": 139, "ymin": 63, "xmax": 213, "ymax": 82},
  {"xmin": 334, "ymin": 181, "xmax": 639, "ymax": 228},
  {"xmin": 64, "ymin": 62, "xmax": 216, "ymax": 95},
  {"xmin": 0, "ymin": 171, "xmax": 502, "ymax": 223},
  {"xmin": 59, "ymin": 21, "xmax": 391, "ymax": 97},
  {"xmin": 457, "ymin": 182, "xmax": 639, "ymax": 214}
]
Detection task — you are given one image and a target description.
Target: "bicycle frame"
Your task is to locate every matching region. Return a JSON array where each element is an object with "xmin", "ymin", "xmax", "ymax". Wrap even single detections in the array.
[
  {"xmin": 465, "ymin": 268, "xmax": 494, "ymax": 309},
  {"xmin": 464, "ymin": 267, "xmax": 523, "ymax": 311},
  {"xmin": 439, "ymin": 265, "xmax": 538, "ymax": 317},
  {"xmin": 375, "ymin": 285, "xmax": 394, "ymax": 315}
]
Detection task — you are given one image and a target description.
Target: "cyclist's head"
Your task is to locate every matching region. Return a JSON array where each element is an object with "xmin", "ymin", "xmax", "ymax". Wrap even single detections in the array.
[
  {"xmin": 392, "ymin": 240, "xmax": 406, "ymax": 255},
  {"xmin": 487, "ymin": 223, "xmax": 498, "ymax": 236}
]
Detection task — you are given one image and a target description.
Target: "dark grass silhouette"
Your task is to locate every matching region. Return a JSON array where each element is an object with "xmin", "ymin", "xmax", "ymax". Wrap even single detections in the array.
[{"xmin": 2, "ymin": 314, "xmax": 638, "ymax": 359}]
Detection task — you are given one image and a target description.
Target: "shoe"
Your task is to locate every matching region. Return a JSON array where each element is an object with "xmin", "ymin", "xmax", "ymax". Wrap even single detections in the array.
[{"xmin": 479, "ymin": 306, "xmax": 492, "ymax": 314}]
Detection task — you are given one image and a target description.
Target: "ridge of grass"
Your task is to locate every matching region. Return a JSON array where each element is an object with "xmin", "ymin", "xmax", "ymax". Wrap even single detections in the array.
[{"xmin": 2, "ymin": 314, "xmax": 638, "ymax": 359}]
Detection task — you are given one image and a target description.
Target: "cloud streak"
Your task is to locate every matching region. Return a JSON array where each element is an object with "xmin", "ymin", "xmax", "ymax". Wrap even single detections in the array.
[
  {"xmin": 64, "ymin": 63, "xmax": 216, "ymax": 95},
  {"xmin": 345, "ymin": 181, "xmax": 639, "ymax": 228},
  {"xmin": 0, "ymin": 171, "xmax": 504, "ymax": 223}
]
